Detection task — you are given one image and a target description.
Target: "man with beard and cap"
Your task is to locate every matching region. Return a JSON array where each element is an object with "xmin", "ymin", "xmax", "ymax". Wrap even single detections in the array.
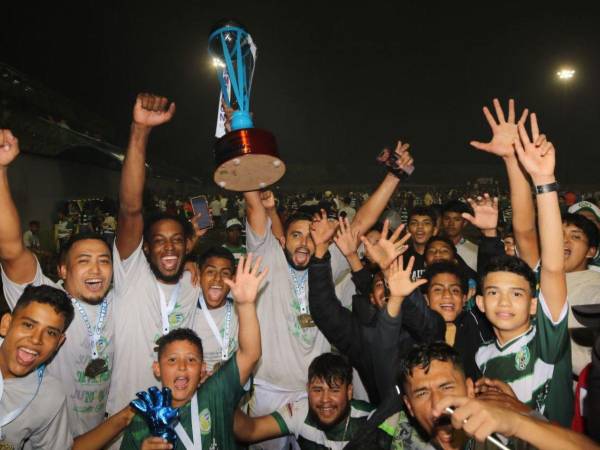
[
  {"xmin": 243, "ymin": 140, "xmax": 414, "ymax": 450},
  {"xmin": 0, "ymin": 129, "xmax": 116, "ymax": 436},
  {"xmin": 105, "ymin": 94, "xmax": 204, "ymax": 435},
  {"xmin": 234, "ymin": 353, "xmax": 402, "ymax": 449}
]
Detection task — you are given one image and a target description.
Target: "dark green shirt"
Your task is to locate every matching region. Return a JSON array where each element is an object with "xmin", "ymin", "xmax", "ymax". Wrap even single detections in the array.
[{"xmin": 120, "ymin": 355, "xmax": 246, "ymax": 450}]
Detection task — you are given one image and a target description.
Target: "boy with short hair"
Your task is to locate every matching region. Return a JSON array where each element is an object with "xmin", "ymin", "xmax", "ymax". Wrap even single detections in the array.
[
  {"xmin": 474, "ymin": 111, "xmax": 572, "ymax": 425},
  {"xmin": 0, "ymin": 284, "xmax": 74, "ymax": 449},
  {"xmin": 120, "ymin": 254, "xmax": 266, "ymax": 450}
]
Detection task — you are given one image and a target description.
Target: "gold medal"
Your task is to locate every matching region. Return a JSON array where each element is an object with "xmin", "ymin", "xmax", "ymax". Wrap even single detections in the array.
[
  {"xmin": 85, "ymin": 358, "xmax": 108, "ymax": 378},
  {"xmin": 297, "ymin": 313, "xmax": 315, "ymax": 328}
]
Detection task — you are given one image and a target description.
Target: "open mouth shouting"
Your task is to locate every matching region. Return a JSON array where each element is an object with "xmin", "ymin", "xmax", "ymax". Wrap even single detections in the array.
[
  {"xmin": 16, "ymin": 346, "xmax": 40, "ymax": 368},
  {"xmin": 84, "ymin": 278, "xmax": 105, "ymax": 293},
  {"xmin": 173, "ymin": 375, "xmax": 190, "ymax": 391},
  {"xmin": 161, "ymin": 255, "xmax": 180, "ymax": 272},
  {"xmin": 294, "ymin": 247, "xmax": 310, "ymax": 266}
]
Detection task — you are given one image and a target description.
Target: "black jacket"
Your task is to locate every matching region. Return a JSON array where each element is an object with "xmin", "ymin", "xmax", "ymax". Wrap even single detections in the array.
[{"xmin": 308, "ymin": 251, "xmax": 446, "ymax": 405}]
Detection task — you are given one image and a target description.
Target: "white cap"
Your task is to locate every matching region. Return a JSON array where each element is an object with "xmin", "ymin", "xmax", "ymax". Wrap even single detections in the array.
[{"xmin": 226, "ymin": 218, "xmax": 243, "ymax": 229}]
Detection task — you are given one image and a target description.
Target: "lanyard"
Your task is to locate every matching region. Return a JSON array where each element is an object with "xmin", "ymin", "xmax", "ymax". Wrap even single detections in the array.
[
  {"xmin": 0, "ymin": 365, "xmax": 45, "ymax": 438},
  {"xmin": 157, "ymin": 281, "xmax": 181, "ymax": 335},
  {"xmin": 175, "ymin": 394, "xmax": 201, "ymax": 450},
  {"xmin": 288, "ymin": 265, "xmax": 309, "ymax": 314},
  {"xmin": 72, "ymin": 297, "xmax": 108, "ymax": 359},
  {"xmin": 198, "ymin": 296, "xmax": 233, "ymax": 361}
]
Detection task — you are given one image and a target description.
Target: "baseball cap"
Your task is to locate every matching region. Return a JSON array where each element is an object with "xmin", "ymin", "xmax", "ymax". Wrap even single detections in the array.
[
  {"xmin": 226, "ymin": 218, "xmax": 243, "ymax": 229},
  {"xmin": 568, "ymin": 201, "xmax": 600, "ymax": 223}
]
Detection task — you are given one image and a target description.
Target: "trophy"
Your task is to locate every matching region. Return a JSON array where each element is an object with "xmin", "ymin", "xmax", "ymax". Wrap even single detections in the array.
[{"xmin": 209, "ymin": 19, "xmax": 285, "ymax": 191}]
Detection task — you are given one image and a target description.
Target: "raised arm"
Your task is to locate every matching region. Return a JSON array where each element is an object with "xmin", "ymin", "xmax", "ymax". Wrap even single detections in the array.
[
  {"xmin": 470, "ymin": 99, "xmax": 539, "ymax": 267},
  {"xmin": 261, "ymin": 190, "xmax": 284, "ymax": 242},
  {"xmin": 116, "ymin": 94, "xmax": 176, "ymax": 259},
  {"xmin": 244, "ymin": 191, "xmax": 268, "ymax": 237},
  {"xmin": 514, "ymin": 114, "xmax": 566, "ymax": 320},
  {"xmin": 0, "ymin": 130, "xmax": 37, "ymax": 283},
  {"xmin": 225, "ymin": 253, "xmax": 267, "ymax": 385},
  {"xmin": 351, "ymin": 140, "xmax": 413, "ymax": 237}
]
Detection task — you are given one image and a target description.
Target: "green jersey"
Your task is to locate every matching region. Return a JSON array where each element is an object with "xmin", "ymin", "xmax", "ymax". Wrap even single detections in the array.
[
  {"xmin": 120, "ymin": 355, "xmax": 246, "ymax": 450},
  {"xmin": 475, "ymin": 292, "xmax": 573, "ymax": 426},
  {"xmin": 271, "ymin": 398, "xmax": 373, "ymax": 449}
]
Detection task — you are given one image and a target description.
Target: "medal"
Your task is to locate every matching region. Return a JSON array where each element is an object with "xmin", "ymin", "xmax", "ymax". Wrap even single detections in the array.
[
  {"xmin": 297, "ymin": 313, "xmax": 315, "ymax": 328},
  {"xmin": 85, "ymin": 358, "xmax": 108, "ymax": 378}
]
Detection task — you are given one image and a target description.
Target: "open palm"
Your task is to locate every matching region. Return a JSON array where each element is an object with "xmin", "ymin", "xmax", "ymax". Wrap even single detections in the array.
[{"xmin": 224, "ymin": 254, "xmax": 268, "ymax": 305}]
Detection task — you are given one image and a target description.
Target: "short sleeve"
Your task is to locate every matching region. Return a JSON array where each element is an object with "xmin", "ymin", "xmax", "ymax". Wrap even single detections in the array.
[
  {"xmin": 329, "ymin": 243, "xmax": 350, "ymax": 283},
  {"xmin": 1, "ymin": 259, "xmax": 59, "ymax": 309},
  {"xmin": 112, "ymin": 238, "xmax": 148, "ymax": 296},
  {"xmin": 271, "ymin": 398, "xmax": 309, "ymax": 438},
  {"xmin": 536, "ymin": 291, "xmax": 570, "ymax": 364},
  {"xmin": 246, "ymin": 217, "xmax": 278, "ymax": 255}
]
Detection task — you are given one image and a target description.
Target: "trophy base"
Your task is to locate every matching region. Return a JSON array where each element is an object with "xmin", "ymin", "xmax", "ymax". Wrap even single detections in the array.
[{"xmin": 213, "ymin": 128, "xmax": 286, "ymax": 192}]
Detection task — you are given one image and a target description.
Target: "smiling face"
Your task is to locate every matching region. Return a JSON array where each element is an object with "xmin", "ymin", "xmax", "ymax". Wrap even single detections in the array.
[
  {"xmin": 476, "ymin": 271, "xmax": 536, "ymax": 344},
  {"xmin": 307, "ymin": 376, "xmax": 353, "ymax": 428},
  {"xmin": 426, "ymin": 273, "xmax": 466, "ymax": 322},
  {"xmin": 144, "ymin": 219, "xmax": 188, "ymax": 283},
  {"xmin": 563, "ymin": 223, "xmax": 595, "ymax": 273},
  {"xmin": 403, "ymin": 360, "xmax": 474, "ymax": 448},
  {"xmin": 0, "ymin": 302, "xmax": 66, "ymax": 378},
  {"xmin": 408, "ymin": 215, "xmax": 437, "ymax": 247},
  {"xmin": 59, "ymin": 238, "xmax": 112, "ymax": 304},
  {"xmin": 284, "ymin": 220, "xmax": 315, "ymax": 270},
  {"xmin": 425, "ymin": 240, "xmax": 455, "ymax": 266},
  {"xmin": 153, "ymin": 340, "xmax": 204, "ymax": 408},
  {"xmin": 200, "ymin": 256, "xmax": 233, "ymax": 309}
]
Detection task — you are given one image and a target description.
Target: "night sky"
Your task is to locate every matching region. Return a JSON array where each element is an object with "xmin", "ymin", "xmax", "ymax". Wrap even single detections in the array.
[{"xmin": 2, "ymin": 2, "xmax": 599, "ymax": 186}]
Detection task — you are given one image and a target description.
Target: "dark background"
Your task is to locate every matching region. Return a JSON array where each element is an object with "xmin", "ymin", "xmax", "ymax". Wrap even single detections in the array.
[{"xmin": 2, "ymin": 1, "xmax": 599, "ymax": 186}]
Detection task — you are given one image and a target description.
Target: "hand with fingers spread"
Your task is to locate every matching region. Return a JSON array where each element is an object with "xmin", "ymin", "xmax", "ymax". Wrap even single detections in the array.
[
  {"xmin": 385, "ymin": 255, "xmax": 428, "ymax": 298},
  {"xmin": 0, "ymin": 129, "xmax": 20, "ymax": 168},
  {"xmin": 470, "ymin": 98, "xmax": 529, "ymax": 158},
  {"xmin": 133, "ymin": 93, "xmax": 176, "ymax": 129},
  {"xmin": 462, "ymin": 193, "xmax": 499, "ymax": 237},
  {"xmin": 360, "ymin": 219, "xmax": 410, "ymax": 270},
  {"xmin": 514, "ymin": 113, "xmax": 556, "ymax": 184},
  {"xmin": 309, "ymin": 209, "xmax": 339, "ymax": 247},
  {"xmin": 333, "ymin": 216, "xmax": 361, "ymax": 257},
  {"xmin": 224, "ymin": 253, "xmax": 268, "ymax": 305}
]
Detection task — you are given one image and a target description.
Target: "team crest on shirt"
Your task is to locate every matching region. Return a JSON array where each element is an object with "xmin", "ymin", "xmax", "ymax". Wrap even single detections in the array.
[
  {"xmin": 199, "ymin": 408, "xmax": 212, "ymax": 434},
  {"xmin": 515, "ymin": 346, "xmax": 530, "ymax": 371}
]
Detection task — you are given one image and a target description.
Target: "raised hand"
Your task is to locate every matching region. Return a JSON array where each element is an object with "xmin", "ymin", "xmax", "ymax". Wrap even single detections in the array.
[
  {"xmin": 385, "ymin": 255, "xmax": 428, "ymax": 298},
  {"xmin": 260, "ymin": 190, "xmax": 276, "ymax": 210},
  {"xmin": 470, "ymin": 98, "xmax": 528, "ymax": 158},
  {"xmin": 462, "ymin": 193, "xmax": 498, "ymax": 236},
  {"xmin": 130, "ymin": 387, "xmax": 179, "ymax": 445},
  {"xmin": 360, "ymin": 219, "xmax": 410, "ymax": 270},
  {"xmin": 0, "ymin": 129, "xmax": 20, "ymax": 167},
  {"xmin": 376, "ymin": 140, "xmax": 414, "ymax": 177},
  {"xmin": 224, "ymin": 253, "xmax": 268, "ymax": 305},
  {"xmin": 333, "ymin": 216, "xmax": 361, "ymax": 257},
  {"xmin": 310, "ymin": 209, "xmax": 339, "ymax": 247},
  {"xmin": 133, "ymin": 93, "xmax": 176, "ymax": 128},
  {"xmin": 514, "ymin": 113, "xmax": 556, "ymax": 183}
]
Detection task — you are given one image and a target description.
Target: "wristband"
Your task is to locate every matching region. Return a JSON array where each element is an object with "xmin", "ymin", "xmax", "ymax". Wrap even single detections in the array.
[{"xmin": 534, "ymin": 181, "xmax": 559, "ymax": 194}]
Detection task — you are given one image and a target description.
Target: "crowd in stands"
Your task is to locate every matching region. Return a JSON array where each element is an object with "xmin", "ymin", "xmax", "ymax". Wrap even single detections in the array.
[{"xmin": 0, "ymin": 95, "xmax": 599, "ymax": 450}]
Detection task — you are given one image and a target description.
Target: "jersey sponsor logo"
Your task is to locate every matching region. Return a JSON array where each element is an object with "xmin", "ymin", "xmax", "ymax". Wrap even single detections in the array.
[
  {"xmin": 199, "ymin": 408, "xmax": 212, "ymax": 434},
  {"xmin": 515, "ymin": 345, "xmax": 530, "ymax": 371}
]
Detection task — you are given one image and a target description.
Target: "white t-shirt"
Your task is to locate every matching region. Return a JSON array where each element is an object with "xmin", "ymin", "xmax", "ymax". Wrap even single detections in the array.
[
  {"xmin": 107, "ymin": 240, "xmax": 200, "ymax": 414},
  {"xmin": 456, "ymin": 238, "xmax": 478, "ymax": 271},
  {"xmin": 1, "ymin": 261, "xmax": 114, "ymax": 436},
  {"xmin": 566, "ymin": 269, "xmax": 600, "ymax": 375},
  {"xmin": 191, "ymin": 297, "xmax": 239, "ymax": 373},
  {"xmin": 22, "ymin": 230, "xmax": 40, "ymax": 250},
  {"xmin": 0, "ymin": 357, "xmax": 73, "ymax": 449},
  {"xmin": 246, "ymin": 218, "xmax": 349, "ymax": 390}
]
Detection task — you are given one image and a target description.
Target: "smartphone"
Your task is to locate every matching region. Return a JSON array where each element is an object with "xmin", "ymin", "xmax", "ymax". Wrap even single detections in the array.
[{"xmin": 190, "ymin": 195, "xmax": 213, "ymax": 230}]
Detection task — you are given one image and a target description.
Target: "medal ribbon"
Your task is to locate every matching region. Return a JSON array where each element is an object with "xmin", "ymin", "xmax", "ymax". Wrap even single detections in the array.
[
  {"xmin": 287, "ymin": 265, "xmax": 309, "ymax": 314},
  {"xmin": 174, "ymin": 394, "xmax": 202, "ymax": 450},
  {"xmin": 72, "ymin": 297, "xmax": 108, "ymax": 359},
  {"xmin": 198, "ymin": 296, "xmax": 233, "ymax": 361},
  {"xmin": 157, "ymin": 282, "xmax": 182, "ymax": 335},
  {"xmin": 0, "ymin": 365, "xmax": 45, "ymax": 438}
]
